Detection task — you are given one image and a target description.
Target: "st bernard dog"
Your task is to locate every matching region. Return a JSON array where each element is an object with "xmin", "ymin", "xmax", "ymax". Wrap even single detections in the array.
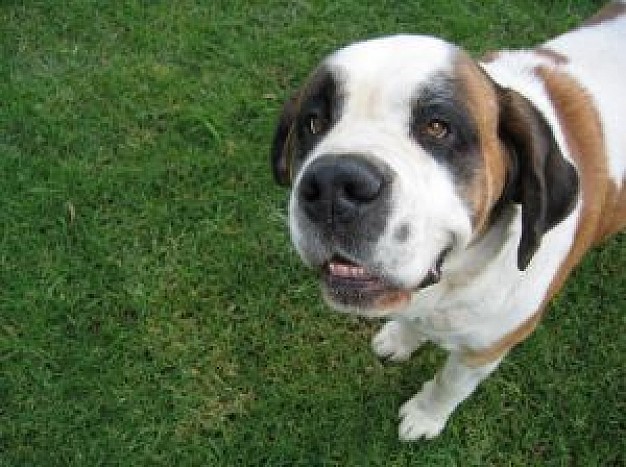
[{"xmin": 271, "ymin": 2, "xmax": 626, "ymax": 440}]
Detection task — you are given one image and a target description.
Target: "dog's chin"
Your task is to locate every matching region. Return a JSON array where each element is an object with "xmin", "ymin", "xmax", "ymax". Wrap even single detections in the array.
[
  {"xmin": 321, "ymin": 274, "xmax": 412, "ymax": 317},
  {"xmin": 318, "ymin": 251, "xmax": 448, "ymax": 317}
]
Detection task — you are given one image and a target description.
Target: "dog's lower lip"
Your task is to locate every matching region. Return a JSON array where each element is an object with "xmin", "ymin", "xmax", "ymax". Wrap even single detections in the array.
[{"xmin": 319, "ymin": 246, "xmax": 451, "ymax": 311}]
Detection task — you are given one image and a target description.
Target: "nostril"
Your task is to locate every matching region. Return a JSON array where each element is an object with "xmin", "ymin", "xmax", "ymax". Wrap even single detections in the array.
[
  {"xmin": 300, "ymin": 174, "xmax": 321, "ymax": 202},
  {"xmin": 343, "ymin": 176, "xmax": 382, "ymax": 204}
]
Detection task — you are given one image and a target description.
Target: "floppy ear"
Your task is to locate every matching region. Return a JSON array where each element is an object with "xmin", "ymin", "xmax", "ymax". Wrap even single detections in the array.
[
  {"xmin": 497, "ymin": 87, "xmax": 579, "ymax": 270},
  {"xmin": 271, "ymin": 94, "xmax": 300, "ymax": 186}
]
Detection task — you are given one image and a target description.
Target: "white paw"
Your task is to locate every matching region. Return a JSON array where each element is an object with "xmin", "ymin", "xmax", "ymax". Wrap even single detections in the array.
[
  {"xmin": 398, "ymin": 393, "xmax": 447, "ymax": 441},
  {"xmin": 372, "ymin": 320, "xmax": 424, "ymax": 362}
]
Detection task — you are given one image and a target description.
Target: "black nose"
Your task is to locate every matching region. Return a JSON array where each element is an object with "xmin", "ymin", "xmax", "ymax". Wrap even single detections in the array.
[{"xmin": 298, "ymin": 155, "xmax": 388, "ymax": 225}]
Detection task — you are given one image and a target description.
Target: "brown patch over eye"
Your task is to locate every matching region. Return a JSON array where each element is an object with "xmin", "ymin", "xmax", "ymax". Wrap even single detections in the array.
[{"xmin": 425, "ymin": 119, "xmax": 450, "ymax": 139}]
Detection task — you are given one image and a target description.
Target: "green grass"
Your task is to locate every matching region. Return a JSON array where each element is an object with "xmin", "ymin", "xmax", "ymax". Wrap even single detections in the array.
[{"xmin": 1, "ymin": 0, "xmax": 623, "ymax": 465}]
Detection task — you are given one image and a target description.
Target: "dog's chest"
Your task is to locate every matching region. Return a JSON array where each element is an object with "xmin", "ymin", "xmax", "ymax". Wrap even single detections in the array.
[{"xmin": 402, "ymin": 281, "xmax": 510, "ymax": 350}]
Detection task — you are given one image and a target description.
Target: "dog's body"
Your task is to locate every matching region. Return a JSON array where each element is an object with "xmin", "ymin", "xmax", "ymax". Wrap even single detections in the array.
[{"xmin": 272, "ymin": 2, "xmax": 626, "ymax": 440}]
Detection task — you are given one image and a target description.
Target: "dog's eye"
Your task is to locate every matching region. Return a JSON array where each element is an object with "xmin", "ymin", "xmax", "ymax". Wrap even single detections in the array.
[
  {"xmin": 307, "ymin": 114, "xmax": 327, "ymax": 136},
  {"xmin": 424, "ymin": 119, "xmax": 450, "ymax": 139}
]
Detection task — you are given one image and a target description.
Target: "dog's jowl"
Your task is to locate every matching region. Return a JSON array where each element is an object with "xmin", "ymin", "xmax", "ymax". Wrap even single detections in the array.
[{"xmin": 271, "ymin": 2, "xmax": 626, "ymax": 441}]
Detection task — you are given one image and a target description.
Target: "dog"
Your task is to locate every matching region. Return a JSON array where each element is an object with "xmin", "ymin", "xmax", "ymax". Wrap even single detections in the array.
[{"xmin": 271, "ymin": 2, "xmax": 626, "ymax": 440}]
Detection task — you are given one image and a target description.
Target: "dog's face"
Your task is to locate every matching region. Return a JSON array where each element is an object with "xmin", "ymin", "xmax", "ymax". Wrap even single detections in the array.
[{"xmin": 272, "ymin": 35, "xmax": 578, "ymax": 316}]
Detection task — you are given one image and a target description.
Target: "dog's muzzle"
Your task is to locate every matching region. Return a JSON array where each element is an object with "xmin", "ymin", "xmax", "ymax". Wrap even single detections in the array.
[
  {"xmin": 293, "ymin": 153, "xmax": 407, "ymax": 311},
  {"xmin": 292, "ymin": 153, "xmax": 451, "ymax": 313}
]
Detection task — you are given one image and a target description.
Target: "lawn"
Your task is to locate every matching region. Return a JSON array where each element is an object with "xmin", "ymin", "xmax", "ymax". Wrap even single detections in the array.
[{"xmin": 1, "ymin": 0, "xmax": 624, "ymax": 465}]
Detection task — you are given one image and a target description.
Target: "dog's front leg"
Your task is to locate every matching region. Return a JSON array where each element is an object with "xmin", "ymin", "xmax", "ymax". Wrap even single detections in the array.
[
  {"xmin": 372, "ymin": 319, "xmax": 428, "ymax": 362},
  {"xmin": 398, "ymin": 352, "xmax": 502, "ymax": 441}
]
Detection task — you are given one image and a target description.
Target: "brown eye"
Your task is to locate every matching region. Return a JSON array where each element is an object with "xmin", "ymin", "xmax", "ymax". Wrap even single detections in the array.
[
  {"xmin": 425, "ymin": 119, "xmax": 450, "ymax": 139},
  {"xmin": 308, "ymin": 115, "xmax": 326, "ymax": 135}
]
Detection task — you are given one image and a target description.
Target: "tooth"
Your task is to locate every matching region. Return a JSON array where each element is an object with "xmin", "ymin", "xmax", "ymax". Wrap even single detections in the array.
[{"xmin": 328, "ymin": 261, "xmax": 373, "ymax": 279}]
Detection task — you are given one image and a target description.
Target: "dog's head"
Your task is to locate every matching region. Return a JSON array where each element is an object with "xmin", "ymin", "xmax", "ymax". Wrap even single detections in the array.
[{"xmin": 271, "ymin": 35, "xmax": 578, "ymax": 316}]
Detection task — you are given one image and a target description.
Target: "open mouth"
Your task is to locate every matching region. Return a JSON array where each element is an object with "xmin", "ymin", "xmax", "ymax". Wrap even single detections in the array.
[{"xmin": 321, "ymin": 248, "xmax": 449, "ymax": 312}]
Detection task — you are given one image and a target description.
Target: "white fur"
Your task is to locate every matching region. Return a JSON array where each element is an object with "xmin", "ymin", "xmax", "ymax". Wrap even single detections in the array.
[
  {"xmin": 372, "ymin": 320, "xmax": 427, "ymax": 362},
  {"xmin": 288, "ymin": 15, "xmax": 625, "ymax": 441},
  {"xmin": 398, "ymin": 354, "xmax": 502, "ymax": 440}
]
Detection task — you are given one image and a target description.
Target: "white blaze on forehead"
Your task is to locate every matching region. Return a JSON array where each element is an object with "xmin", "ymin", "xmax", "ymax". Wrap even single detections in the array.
[
  {"xmin": 329, "ymin": 35, "xmax": 456, "ymax": 77},
  {"xmin": 326, "ymin": 35, "xmax": 457, "ymax": 117}
]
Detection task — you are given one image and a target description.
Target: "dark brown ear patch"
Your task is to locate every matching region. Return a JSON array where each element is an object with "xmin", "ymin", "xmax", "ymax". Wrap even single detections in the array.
[
  {"xmin": 271, "ymin": 95, "xmax": 299, "ymax": 185},
  {"xmin": 270, "ymin": 67, "xmax": 341, "ymax": 186},
  {"xmin": 496, "ymin": 86, "xmax": 579, "ymax": 270}
]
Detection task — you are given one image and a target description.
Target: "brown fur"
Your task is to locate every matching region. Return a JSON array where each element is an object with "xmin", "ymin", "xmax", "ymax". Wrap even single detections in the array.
[
  {"xmin": 454, "ymin": 53, "xmax": 509, "ymax": 235},
  {"xmin": 597, "ymin": 179, "xmax": 626, "ymax": 241},
  {"xmin": 582, "ymin": 1, "xmax": 626, "ymax": 27},
  {"xmin": 482, "ymin": 48, "xmax": 568, "ymax": 66},
  {"xmin": 535, "ymin": 47, "xmax": 569, "ymax": 65},
  {"xmin": 480, "ymin": 50, "xmax": 501, "ymax": 63},
  {"xmin": 463, "ymin": 64, "xmax": 616, "ymax": 368}
]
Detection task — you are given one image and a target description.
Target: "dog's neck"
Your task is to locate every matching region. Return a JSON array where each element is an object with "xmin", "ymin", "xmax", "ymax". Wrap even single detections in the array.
[{"xmin": 442, "ymin": 205, "xmax": 522, "ymax": 288}]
